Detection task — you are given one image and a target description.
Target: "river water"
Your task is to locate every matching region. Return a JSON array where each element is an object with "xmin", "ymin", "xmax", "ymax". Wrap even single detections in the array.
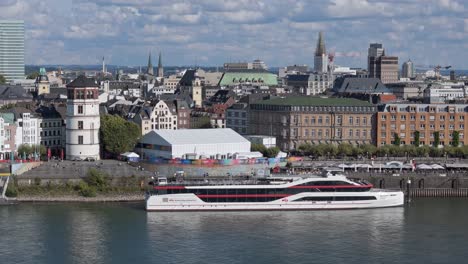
[{"xmin": 0, "ymin": 199, "xmax": 467, "ymax": 264}]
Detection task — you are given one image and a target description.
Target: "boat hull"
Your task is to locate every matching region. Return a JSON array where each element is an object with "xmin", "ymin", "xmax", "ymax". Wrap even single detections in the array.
[{"xmin": 146, "ymin": 191, "xmax": 404, "ymax": 211}]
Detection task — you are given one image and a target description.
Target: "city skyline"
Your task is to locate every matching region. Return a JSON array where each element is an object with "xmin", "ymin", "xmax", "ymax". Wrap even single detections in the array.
[{"xmin": 1, "ymin": 0, "xmax": 467, "ymax": 68}]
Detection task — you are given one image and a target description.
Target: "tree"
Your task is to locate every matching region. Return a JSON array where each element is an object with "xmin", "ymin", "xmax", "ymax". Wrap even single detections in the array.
[
  {"xmin": 0, "ymin": 103, "xmax": 15, "ymax": 110},
  {"xmin": 429, "ymin": 147, "xmax": 443, "ymax": 157},
  {"xmin": 17, "ymin": 144, "xmax": 46, "ymax": 159},
  {"xmin": 416, "ymin": 145, "xmax": 431, "ymax": 157},
  {"xmin": 251, "ymin": 144, "xmax": 279, "ymax": 158},
  {"xmin": 452, "ymin": 131, "xmax": 460, "ymax": 147},
  {"xmin": 85, "ymin": 168, "xmax": 110, "ymax": 192},
  {"xmin": 251, "ymin": 143, "xmax": 267, "ymax": 154},
  {"xmin": 0, "ymin": 74, "xmax": 6, "ymax": 84},
  {"xmin": 265, "ymin": 147, "xmax": 280, "ymax": 158},
  {"xmin": 338, "ymin": 143, "xmax": 353, "ymax": 157},
  {"xmin": 17, "ymin": 144, "xmax": 32, "ymax": 156},
  {"xmin": 100, "ymin": 115, "xmax": 141, "ymax": 156},
  {"xmin": 433, "ymin": 131, "xmax": 440, "ymax": 147},
  {"xmin": 27, "ymin": 72, "xmax": 39, "ymax": 79},
  {"xmin": 360, "ymin": 144, "xmax": 377, "ymax": 158},
  {"xmin": 414, "ymin": 131, "xmax": 420, "ymax": 147},
  {"xmin": 393, "ymin": 133, "xmax": 401, "ymax": 146}
]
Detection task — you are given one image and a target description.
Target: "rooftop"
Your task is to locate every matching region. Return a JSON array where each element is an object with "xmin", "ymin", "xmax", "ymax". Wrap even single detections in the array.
[
  {"xmin": 219, "ymin": 72, "xmax": 278, "ymax": 86},
  {"xmin": 66, "ymin": 75, "xmax": 99, "ymax": 88},
  {"xmin": 140, "ymin": 128, "xmax": 250, "ymax": 145},
  {"xmin": 255, "ymin": 96, "xmax": 373, "ymax": 107}
]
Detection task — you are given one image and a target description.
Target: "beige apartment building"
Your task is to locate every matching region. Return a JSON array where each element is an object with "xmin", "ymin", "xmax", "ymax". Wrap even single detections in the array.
[
  {"xmin": 377, "ymin": 104, "xmax": 468, "ymax": 146},
  {"xmin": 249, "ymin": 97, "xmax": 377, "ymax": 150}
]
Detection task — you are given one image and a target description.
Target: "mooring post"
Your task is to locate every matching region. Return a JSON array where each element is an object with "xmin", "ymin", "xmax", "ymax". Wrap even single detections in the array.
[{"xmin": 406, "ymin": 178, "xmax": 412, "ymax": 203}]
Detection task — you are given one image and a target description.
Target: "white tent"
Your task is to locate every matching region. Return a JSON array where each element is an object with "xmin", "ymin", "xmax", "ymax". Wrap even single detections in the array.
[
  {"xmin": 337, "ymin": 163, "xmax": 351, "ymax": 168},
  {"xmin": 121, "ymin": 152, "xmax": 140, "ymax": 158},
  {"xmin": 416, "ymin": 164, "xmax": 432, "ymax": 170},
  {"xmin": 430, "ymin": 164, "xmax": 445, "ymax": 170}
]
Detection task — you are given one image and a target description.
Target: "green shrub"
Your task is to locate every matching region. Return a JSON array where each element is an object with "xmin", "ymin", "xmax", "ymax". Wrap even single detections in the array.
[
  {"xmin": 34, "ymin": 177, "xmax": 41, "ymax": 186},
  {"xmin": 85, "ymin": 168, "xmax": 110, "ymax": 192},
  {"xmin": 5, "ymin": 184, "xmax": 18, "ymax": 197},
  {"xmin": 77, "ymin": 181, "xmax": 97, "ymax": 197}
]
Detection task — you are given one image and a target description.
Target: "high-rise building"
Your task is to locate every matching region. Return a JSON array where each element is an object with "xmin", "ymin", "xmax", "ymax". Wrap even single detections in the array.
[
  {"xmin": 367, "ymin": 43, "xmax": 398, "ymax": 84},
  {"xmin": 157, "ymin": 52, "xmax": 163, "ymax": 78},
  {"xmin": 401, "ymin": 59, "xmax": 414, "ymax": 79},
  {"xmin": 314, "ymin": 31, "xmax": 328, "ymax": 73},
  {"xmin": 0, "ymin": 20, "xmax": 25, "ymax": 81},
  {"xmin": 368, "ymin": 43, "xmax": 384, "ymax": 78}
]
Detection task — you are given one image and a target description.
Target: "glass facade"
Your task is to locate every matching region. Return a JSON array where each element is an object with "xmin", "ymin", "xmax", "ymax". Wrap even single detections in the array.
[{"xmin": 0, "ymin": 20, "xmax": 25, "ymax": 81}]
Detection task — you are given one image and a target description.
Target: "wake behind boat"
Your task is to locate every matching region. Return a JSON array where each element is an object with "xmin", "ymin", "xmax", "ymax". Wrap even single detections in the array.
[{"xmin": 145, "ymin": 169, "xmax": 404, "ymax": 211}]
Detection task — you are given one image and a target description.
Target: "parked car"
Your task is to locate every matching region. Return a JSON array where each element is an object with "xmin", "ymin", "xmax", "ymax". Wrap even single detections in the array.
[{"xmin": 84, "ymin": 157, "xmax": 96, "ymax": 162}]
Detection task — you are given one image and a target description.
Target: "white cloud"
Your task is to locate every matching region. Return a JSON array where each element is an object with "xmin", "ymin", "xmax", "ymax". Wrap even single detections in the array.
[{"xmin": 0, "ymin": 0, "xmax": 466, "ymax": 67}]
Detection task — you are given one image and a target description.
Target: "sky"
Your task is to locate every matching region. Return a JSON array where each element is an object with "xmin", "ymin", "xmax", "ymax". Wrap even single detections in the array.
[{"xmin": 1, "ymin": 0, "xmax": 467, "ymax": 69}]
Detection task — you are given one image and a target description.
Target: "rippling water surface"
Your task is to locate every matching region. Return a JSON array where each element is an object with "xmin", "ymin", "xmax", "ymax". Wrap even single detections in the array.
[{"xmin": 1, "ymin": 199, "xmax": 467, "ymax": 264}]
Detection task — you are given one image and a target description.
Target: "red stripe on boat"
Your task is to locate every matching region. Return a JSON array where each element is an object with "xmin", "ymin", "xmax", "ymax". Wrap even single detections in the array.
[
  {"xmin": 288, "ymin": 184, "xmax": 373, "ymax": 189},
  {"xmin": 154, "ymin": 186, "xmax": 186, "ymax": 190},
  {"xmin": 197, "ymin": 194, "xmax": 289, "ymax": 198}
]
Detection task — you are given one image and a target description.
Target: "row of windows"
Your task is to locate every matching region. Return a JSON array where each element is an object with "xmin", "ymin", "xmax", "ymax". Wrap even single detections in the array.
[
  {"xmin": 227, "ymin": 112, "xmax": 247, "ymax": 118},
  {"xmin": 383, "ymin": 115, "xmax": 465, "ymax": 121},
  {"xmin": 389, "ymin": 106, "xmax": 466, "ymax": 113},
  {"xmin": 296, "ymin": 196, "xmax": 377, "ymax": 201},
  {"xmin": 40, "ymin": 121, "xmax": 62, "ymax": 128},
  {"xmin": 252, "ymin": 104, "xmax": 376, "ymax": 113},
  {"xmin": 381, "ymin": 141, "xmax": 459, "ymax": 146},
  {"xmin": 156, "ymin": 187, "xmax": 370, "ymax": 195},
  {"xmin": 297, "ymin": 181, "xmax": 353, "ymax": 186},
  {"xmin": 227, "ymin": 119, "xmax": 247, "ymax": 125},
  {"xmin": 67, "ymin": 90, "xmax": 97, "ymax": 100},
  {"xmin": 40, "ymin": 130, "xmax": 61, "ymax": 137},
  {"xmin": 382, "ymin": 124, "xmax": 465, "ymax": 130},
  {"xmin": 194, "ymin": 195, "xmax": 377, "ymax": 203},
  {"xmin": 380, "ymin": 132, "xmax": 464, "ymax": 139},
  {"xmin": 41, "ymin": 140, "xmax": 61, "ymax": 146}
]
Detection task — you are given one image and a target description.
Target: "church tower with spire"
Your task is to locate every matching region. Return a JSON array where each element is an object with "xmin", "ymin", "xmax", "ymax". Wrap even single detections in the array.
[
  {"xmin": 314, "ymin": 31, "xmax": 328, "ymax": 73},
  {"xmin": 157, "ymin": 52, "xmax": 164, "ymax": 78},
  {"xmin": 147, "ymin": 52, "xmax": 154, "ymax": 75}
]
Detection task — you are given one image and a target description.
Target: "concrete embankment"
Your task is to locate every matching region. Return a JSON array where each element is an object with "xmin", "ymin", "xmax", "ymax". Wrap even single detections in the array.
[{"xmin": 15, "ymin": 193, "xmax": 145, "ymax": 203}]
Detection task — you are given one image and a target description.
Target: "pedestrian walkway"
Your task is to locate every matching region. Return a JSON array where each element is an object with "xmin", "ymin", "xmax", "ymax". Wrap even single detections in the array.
[{"xmin": 19, "ymin": 160, "xmax": 153, "ymax": 179}]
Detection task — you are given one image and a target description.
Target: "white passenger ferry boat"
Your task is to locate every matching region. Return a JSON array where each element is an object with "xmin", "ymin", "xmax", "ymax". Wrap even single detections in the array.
[{"xmin": 145, "ymin": 170, "xmax": 404, "ymax": 211}]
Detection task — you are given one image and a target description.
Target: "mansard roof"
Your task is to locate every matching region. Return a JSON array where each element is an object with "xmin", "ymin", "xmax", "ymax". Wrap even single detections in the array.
[{"xmin": 66, "ymin": 75, "xmax": 99, "ymax": 88}]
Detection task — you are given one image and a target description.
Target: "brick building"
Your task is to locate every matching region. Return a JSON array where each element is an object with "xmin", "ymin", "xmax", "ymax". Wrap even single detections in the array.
[{"xmin": 377, "ymin": 103, "xmax": 468, "ymax": 147}]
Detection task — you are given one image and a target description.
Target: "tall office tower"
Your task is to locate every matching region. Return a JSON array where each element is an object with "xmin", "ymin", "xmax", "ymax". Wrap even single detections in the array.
[
  {"xmin": 0, "ymin": 20, "xmax": 25, "ymax": 81},
  {"xmin": 314, "ymin": 31, "xmax": 328, "ymax": 73},
  {"xmin": 157, "ymin": 52, "xmax": 163, "ymax": 78},
  {"xmin": 401, "ymin": 59, "xmax": 414, "ymax": 78},
  {"xmin": 368, "ymin": 43, "xmax": 384, "ymax": 78},
  {"xmin": 367, "ymin": 43, "xmax": 398, "ymax": 84},
  {"xmin": 378, "ymin": 56, "xmax": 399, "ymax": 84}
]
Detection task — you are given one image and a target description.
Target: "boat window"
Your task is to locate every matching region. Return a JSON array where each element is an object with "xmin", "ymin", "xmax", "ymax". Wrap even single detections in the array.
[{"xmin": 295, "ymin": 196, "xmax": 377, "ymax": 201}]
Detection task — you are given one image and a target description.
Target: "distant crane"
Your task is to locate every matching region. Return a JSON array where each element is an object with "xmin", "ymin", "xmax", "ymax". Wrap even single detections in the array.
[{"xmin": 415, "ymin": 64, "xmax": 451, "ymax": 80}]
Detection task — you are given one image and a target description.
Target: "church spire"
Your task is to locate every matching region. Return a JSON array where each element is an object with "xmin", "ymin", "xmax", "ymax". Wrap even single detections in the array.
[
  {"xmin": 157, "ymin": 51, "xmax": 164, "ymax": 78},
  {"xmin": 315, "ymin": 31, "xmax": 326, "ymax": 56},
  {"xmin": 147, "ymin": 52, "xmax": 154, "ymax": 75}
]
